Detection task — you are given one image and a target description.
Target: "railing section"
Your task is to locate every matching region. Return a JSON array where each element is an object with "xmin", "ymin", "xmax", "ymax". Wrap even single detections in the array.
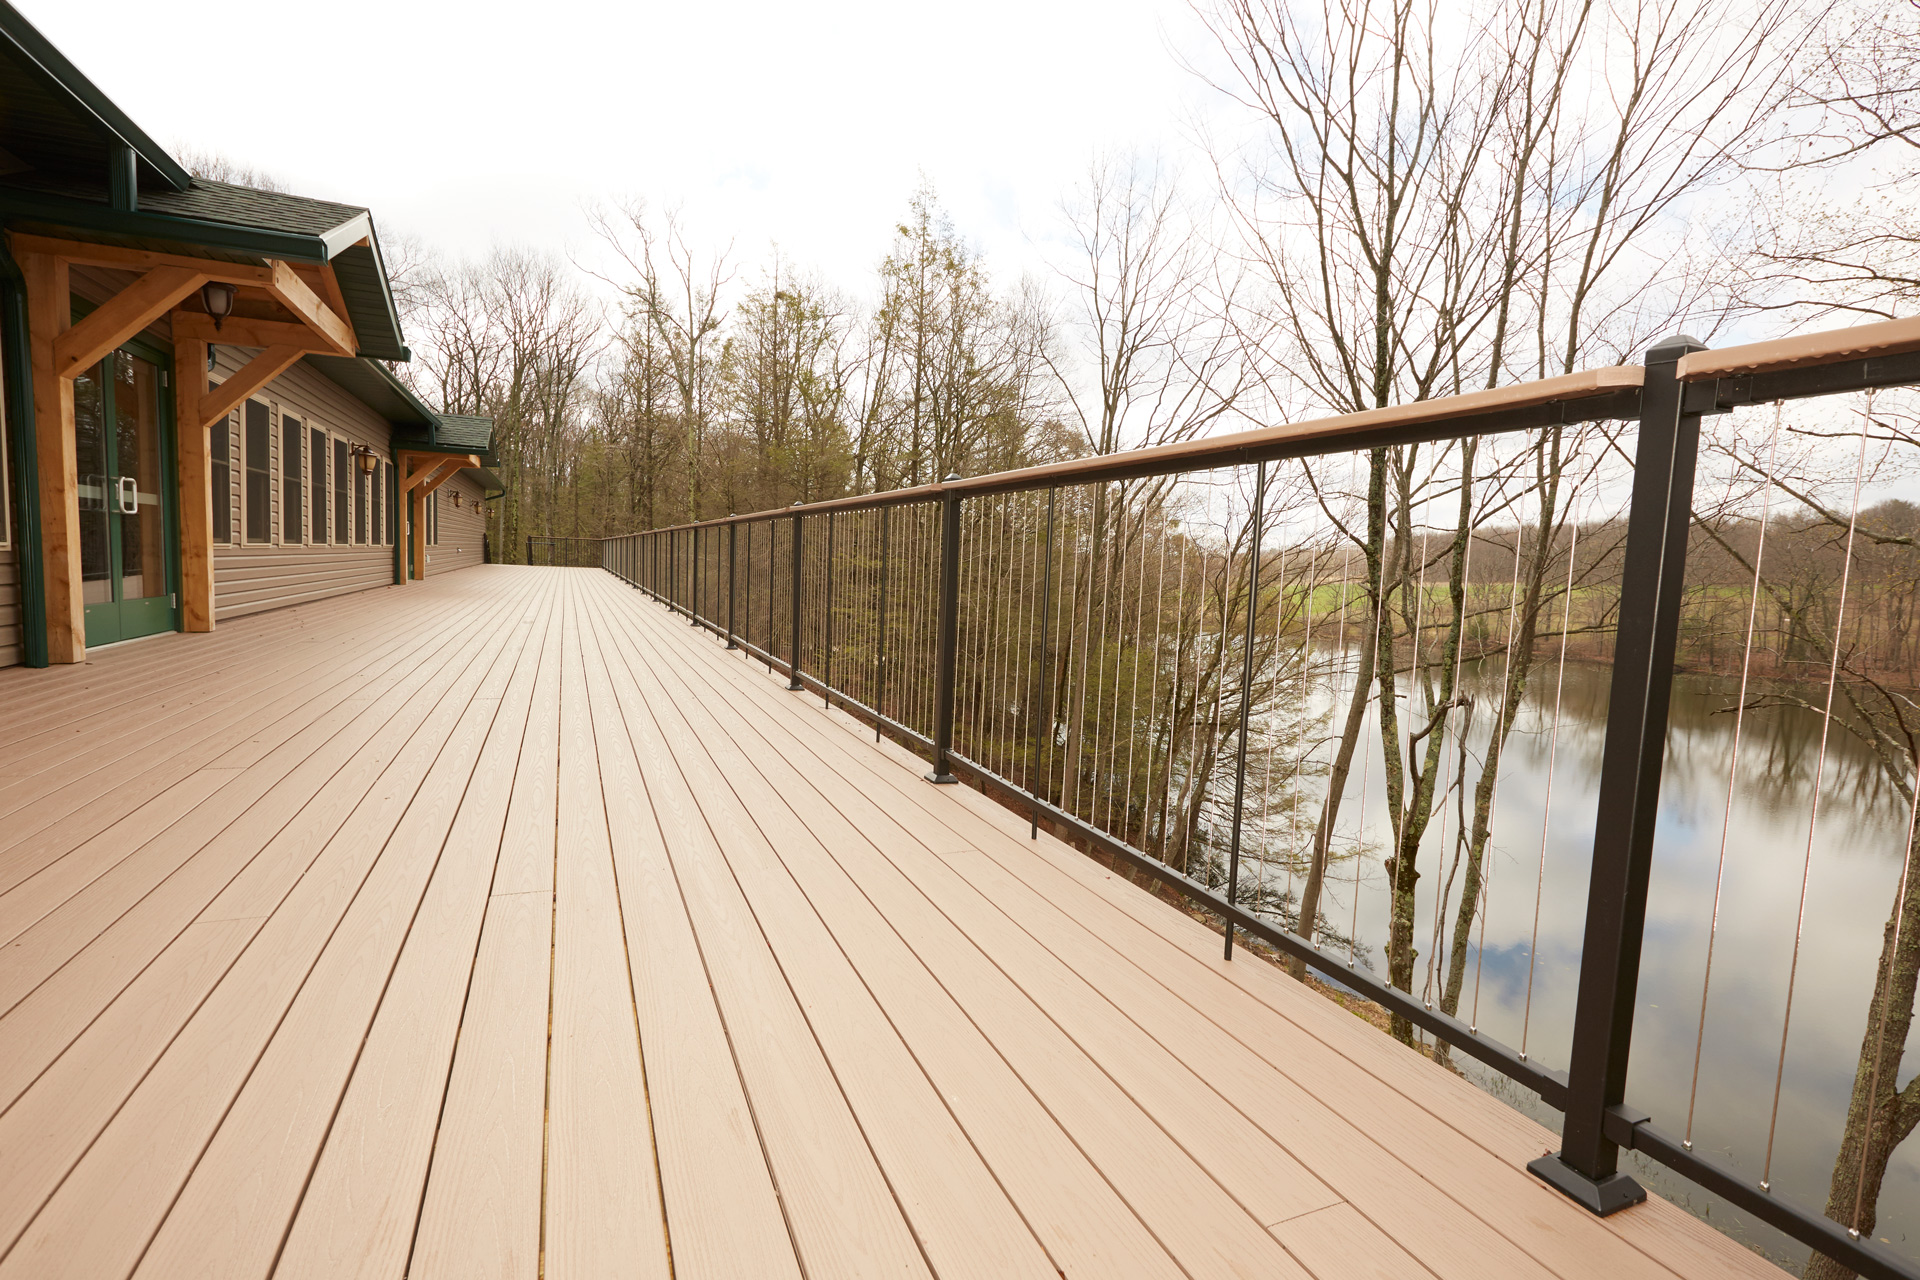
[{"xmin": 600, "ymin": 325, "xmax": 1920, "ymax": 1280}]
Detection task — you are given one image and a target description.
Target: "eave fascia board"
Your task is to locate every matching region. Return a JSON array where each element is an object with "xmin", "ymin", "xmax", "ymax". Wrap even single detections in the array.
[
  {"xmin": 318, "ymin": 211, "xmax": 373, "ymax": 260},
  {"xmin": 0, "ymin": 3, "xmax": 192, "ymax": 191},
  {"xmin": 362, "ymin": 357, "xmax": 449, "ymax": 433},
  {"xmin": 0, "ymin": 187, "xmax": 330, "ymax": 262},
  {"xmin": 350, "ymin": 221, "xmax": 408, "ymax": 360}
]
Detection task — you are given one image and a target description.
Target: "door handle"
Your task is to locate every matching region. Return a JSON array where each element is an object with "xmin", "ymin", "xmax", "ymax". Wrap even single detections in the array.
[{"xmin": 116, "ymin": 475, "xmax": 139, "ymax": 515}]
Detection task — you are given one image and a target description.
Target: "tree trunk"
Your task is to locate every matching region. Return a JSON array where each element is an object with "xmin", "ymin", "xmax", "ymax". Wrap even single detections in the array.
[{"xmin": 1807, "ymin": 815, "xmax": 1920, "ymax": 1280}]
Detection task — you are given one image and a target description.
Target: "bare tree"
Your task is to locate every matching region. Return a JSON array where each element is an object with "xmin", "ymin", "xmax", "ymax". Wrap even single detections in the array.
[
  {"xmin": 593, "ymin": 202, "xmax": 733, "ymax": 523},
  {"xmin": 1196, "ymin": 0, "xmax": 1794, "ymax": 1033}
]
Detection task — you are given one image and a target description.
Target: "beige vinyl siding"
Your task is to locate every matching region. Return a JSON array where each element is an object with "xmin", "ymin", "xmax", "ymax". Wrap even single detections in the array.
[
  {"xmin": 211, "ymin": 352, "xmax": 395, "ymax": 620},
  {"xmin": 427, "ymin": 472, "xmax": 489, "ymax": 575},
  {"xmin": 0, "ymin": 547, "xmax": 19, "ymax": 669}
]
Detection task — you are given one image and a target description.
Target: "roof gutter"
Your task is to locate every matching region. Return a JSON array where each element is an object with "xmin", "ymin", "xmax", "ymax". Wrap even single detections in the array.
[
  {"xmin": 0, "ymin": 187, "xmax": 331, "ymax": 262},
  {"xmin": 0, "ymin": 235, "xmax": 47, "ymax": 666}
]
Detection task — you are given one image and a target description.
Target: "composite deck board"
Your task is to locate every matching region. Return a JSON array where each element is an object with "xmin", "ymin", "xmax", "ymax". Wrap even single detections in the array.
[
  {"xmin": 603, "ymin": 590, "xmax": 1322, "ymax": 1280},
  {"xmin": 0, "ymin": 575, "xmax": 539, "ymax": 1278},
  {"xmin": 0, "ymin": 589, "xmax": 476, "ymax": 924},
  {"xmin": 577, "ymin": 587, "xmax": 807, "ymax": 1280},
  {"xmin": 580, "ymin": 584, "xmax": 1061, "ymax": 1280},
  {"xmin": 0, "ymin": 576, "xmax": 539, "ymax": 1125},
  {"xmin": 543, "ymin": 578, "xmax": 671, "ymax": 1280},
  {"xmin": 0, "ymin": 588, "xmax": 457, "ymax": 897},
  {"xmin": 637, "ymin": 585, "xmax": 1738, "ymax": 1280},
  {"xmin": 0, "ymin": 565, "xmax": 1792, "ymax": 1280}
]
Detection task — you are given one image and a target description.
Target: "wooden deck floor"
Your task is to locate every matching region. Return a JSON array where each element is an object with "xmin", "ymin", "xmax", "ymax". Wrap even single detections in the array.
[{"xmin": 0, "ymin": 565, "xmax": 1784, "ymax": 1280}]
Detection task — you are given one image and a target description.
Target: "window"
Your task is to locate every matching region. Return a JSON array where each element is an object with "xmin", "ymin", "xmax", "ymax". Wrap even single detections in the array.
[
  {"xmin": 371, "ymin": 460, "xmax": 385, "ymax": 545},
  {"xmin": 333, "ymin": 438, "xmax": 350, "ymax": 544},
  {"xmin": 429, "ymin": 490, "xmax": 439, "ymax": 545},
  {"xmin": 310, "ymin": 427, "xmax": 327, "ymax": 544},
  {"xmin": 355, "ymin": 463, "xmax": 368, "ymax": 544},
  {"xmin": 210, "ymin": 385, "xmax": 230, "ymax": 544},
  {"xmin": 280, "ymin": 415, "xmax": 303, "ymax": 545},
  {"xmin": 244, "ymin": 400, "xmax": 271, "ymax": 543}
]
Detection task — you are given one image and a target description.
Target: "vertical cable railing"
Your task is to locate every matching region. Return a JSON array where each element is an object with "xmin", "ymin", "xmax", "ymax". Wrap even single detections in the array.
[{"xmin": 592, "ymin": 321, "xmax": 1920, "ymax": 1280}]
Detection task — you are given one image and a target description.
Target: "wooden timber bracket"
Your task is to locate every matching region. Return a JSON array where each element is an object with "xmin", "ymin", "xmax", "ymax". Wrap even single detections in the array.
[{"xmin": 11, "ymin": 231, "xmax": 358, "ymax": 437}]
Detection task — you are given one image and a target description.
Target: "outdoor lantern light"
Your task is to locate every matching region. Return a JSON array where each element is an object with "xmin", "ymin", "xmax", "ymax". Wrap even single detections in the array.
[
  {"xmin": 350, "ymin": 443, "xmax": 378, "ymax": 475},
  {"xmin": 200, "ymin": 281, "xmax": 236, "ymax": 331},
  {"xmin": 450, "ymin": 491, "xmax": 461, "ymax": 508}
]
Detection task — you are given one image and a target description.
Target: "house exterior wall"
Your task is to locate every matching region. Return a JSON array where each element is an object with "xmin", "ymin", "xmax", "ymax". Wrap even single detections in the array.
[
  {"xmin": 210, "ymin": 350, "xmax": 398, "ymax": 620},
  {"xmin": 0, "ymin": 546, "xmax": 18, "ymax": 670},
  {"xmin": 427, "ymin": 471, "xmax": 488, "ymax": 575}
]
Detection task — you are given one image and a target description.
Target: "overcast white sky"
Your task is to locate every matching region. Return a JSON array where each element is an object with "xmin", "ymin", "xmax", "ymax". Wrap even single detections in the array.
[{"xmin": 23, "ymin": 0, "xmax": 1226, "ymax": 299}]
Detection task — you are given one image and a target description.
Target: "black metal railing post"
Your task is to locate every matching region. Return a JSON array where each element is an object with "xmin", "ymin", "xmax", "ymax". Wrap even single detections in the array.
[
  {"xmin": 1530, "ymin": 334, "xmax": 1707, "ymax": 1215},
  {"xmin": 927, "ymin": 475, "xmax": 963, "ymax": 784},
  {"xmin": 1223, "ymin": 462, "xmax": 1267, "ymax": 959},
  {"xmin": 526, "ymin": 534, "xmax": 533, "ymax": 566},
  {"xmin": 1032, "ymin": 485, "xmax": 1057, "ymax": 837},
  {"xmin": 727, "ymin": 521, "xmax": 739, "ymax": 648},
  {"xmin": 876, "ymin": 506, "xmax": 890, "ymax": 743},
  {"xmin": 789, "ymin": 506, "xmax": 805, "ymax": 690},
  {"xmin": 692, "ymin": 525, "xmax": 702, "ymax": 625},
  {"xmin": 823, "ymin": 512, "xmax": 835, "ymax": 707}
]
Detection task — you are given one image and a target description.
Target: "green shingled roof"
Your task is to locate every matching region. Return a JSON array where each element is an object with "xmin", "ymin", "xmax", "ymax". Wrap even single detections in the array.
[
  {"xmin": 434, "ymin": 414, "xmax": 495, "ymax": 453},
  {"xmin": 0, "ymin": 2, "xmax": 409, "ymax": 361}
]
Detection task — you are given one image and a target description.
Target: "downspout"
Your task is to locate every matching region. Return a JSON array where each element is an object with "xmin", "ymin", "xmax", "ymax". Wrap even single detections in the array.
[
  {"xmin": 0, "ymin": 239, "xmax": 48, "ymax": 667},
  {"xmin": 389, "ymin": 441, "xmax": 403, "ymax": 585}
]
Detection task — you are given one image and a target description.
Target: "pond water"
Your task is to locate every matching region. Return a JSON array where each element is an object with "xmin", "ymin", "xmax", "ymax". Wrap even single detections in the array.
[{"xmin": 1300, "ymin": 656, "xmax": 1919, "ymax": 1272}]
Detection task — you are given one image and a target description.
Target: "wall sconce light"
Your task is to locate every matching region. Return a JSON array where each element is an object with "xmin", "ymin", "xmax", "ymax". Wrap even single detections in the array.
[
  {"xmin": 200, "ymin": 281, "xmax": 236, "ymax": 332},
  {"xmin": 450, "ymin": 491, "xmax": 462, "ymax": 508},
  {"xmin": 350, "ymin": 443, "xmax": 378, "ymax": 475}
]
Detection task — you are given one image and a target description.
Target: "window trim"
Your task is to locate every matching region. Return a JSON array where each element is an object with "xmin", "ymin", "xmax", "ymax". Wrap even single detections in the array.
[
  {"xmin": 242, "ymin": 397, "xmax": 272, "ymax": 545},
  {"xmin": 279, "ymin": 407, "xmax": 304, "ymax": 548},
  {"xmin": 332, "ymin": 435, "xmax": 350, "ymax": 546},
  {"xmin": 213, "ymin": 401, "xmax": 232, "ymax": 546}
]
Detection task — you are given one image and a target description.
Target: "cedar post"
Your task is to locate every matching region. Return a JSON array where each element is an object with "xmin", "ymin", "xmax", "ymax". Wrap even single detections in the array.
[
  {"xmin": 22, "ymin": 253, "xmax": 82, "ymax": 663},
  {"xmin": 412, "ymin": 484, "xmax": 427, "ymax": 581},
  {"xmin": 175, "ymin": 336, "xmax": 214, "ymax": 630}
]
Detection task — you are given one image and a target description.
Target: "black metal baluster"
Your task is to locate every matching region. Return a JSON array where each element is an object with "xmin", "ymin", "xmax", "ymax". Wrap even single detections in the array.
[{"xmin": 1224, "ymin": 462, "xmax": 1266, "ymax": 960}]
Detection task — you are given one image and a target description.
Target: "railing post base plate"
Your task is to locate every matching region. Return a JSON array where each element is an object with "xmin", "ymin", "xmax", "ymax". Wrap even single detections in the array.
[
  {"xmin": 1527, "ymin": 1154, "xmax": 1646, "ymax": 1216},
  {"xmin": 924, "ymin": 772, "xmax": 958, "ymax": 785}
]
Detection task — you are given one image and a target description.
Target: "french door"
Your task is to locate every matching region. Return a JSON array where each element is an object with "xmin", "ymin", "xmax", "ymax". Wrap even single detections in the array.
[{"xmin": 74, "ymin": 347, "xmax": 177, "ymax": 646}]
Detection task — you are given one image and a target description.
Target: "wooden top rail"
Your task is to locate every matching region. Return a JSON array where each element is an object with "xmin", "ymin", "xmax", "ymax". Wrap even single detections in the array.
[
  {"xmin": 626, "ymin": 364, "xmax": 1644, "ymax": 536},
  {"xmin": 607, "ymin": 311, "xmax": 1917, "ymax": 540},
  {"xmin": 1679, "ymin": 313, "xmax": 1920, "ymax": 381}
]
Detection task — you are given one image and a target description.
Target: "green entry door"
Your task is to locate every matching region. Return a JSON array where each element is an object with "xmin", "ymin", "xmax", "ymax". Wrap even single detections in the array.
[{"xmin": 75, "ymin": 349, "xmax": 178, "ymax": 646}]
